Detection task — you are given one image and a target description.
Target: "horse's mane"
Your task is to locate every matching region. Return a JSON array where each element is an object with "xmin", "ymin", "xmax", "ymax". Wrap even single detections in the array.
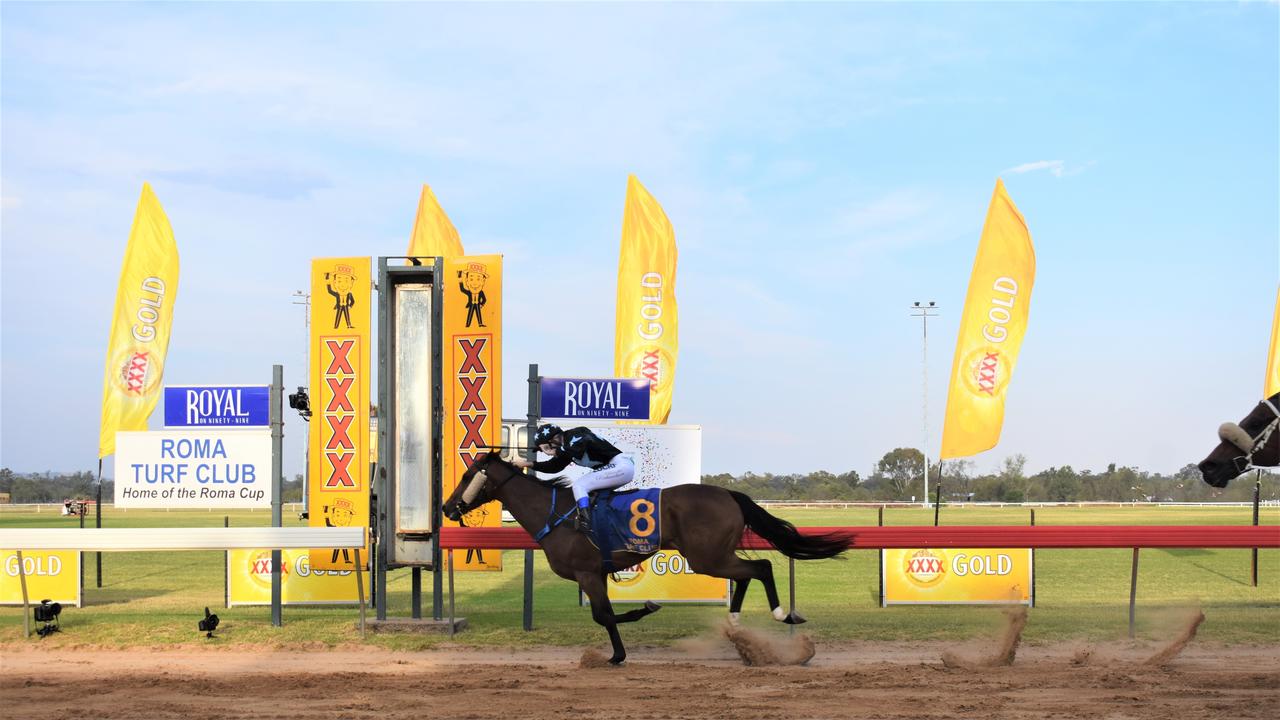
[{"xmin": 480, "ymin": 453, "xmax": 572, "ymax": 489}]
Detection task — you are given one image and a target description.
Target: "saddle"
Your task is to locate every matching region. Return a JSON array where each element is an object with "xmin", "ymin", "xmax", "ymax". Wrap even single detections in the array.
[{"xmin": 587, "ymin": 488, "xmax": 662, "ymax": 572}]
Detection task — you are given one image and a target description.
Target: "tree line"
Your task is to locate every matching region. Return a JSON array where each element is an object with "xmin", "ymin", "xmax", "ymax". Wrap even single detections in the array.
[
  {"xmin": 701, "ymin": 448, "xmax": 1277, "ymax": 503},
  {"xmin": 0, "ymin": 468, "xmax": 306, "ymax": 504},
  {"xmin": 3, "ymin": 451, "xmax": 1275, "ymax": 505}
]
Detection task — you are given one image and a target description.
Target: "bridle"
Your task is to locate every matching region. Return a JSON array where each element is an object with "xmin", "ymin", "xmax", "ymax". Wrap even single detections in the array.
[
  {"xmin": 452, "ymin": 455, "xmax": 516, "ymax": 516},
  {"xmin": 1223, "ymin": 398, "xmax": 1280, "ymax": 475}
]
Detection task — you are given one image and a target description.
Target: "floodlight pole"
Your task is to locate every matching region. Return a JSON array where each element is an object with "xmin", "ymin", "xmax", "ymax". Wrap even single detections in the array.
[
  {"xmin": 271, "ymin": 364, "xmax": 284, "ymax": 627},
  {"xmin": 910, "ymin": 302, "xmax": 939, "ymax": 508},
  {"xmin": 292, "ymin": 291, "xmax": 310, "ymax": 517}
]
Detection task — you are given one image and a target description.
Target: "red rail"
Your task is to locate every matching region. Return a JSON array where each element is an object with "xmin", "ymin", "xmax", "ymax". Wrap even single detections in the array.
[{"xmin": 438, "ymin": 525, "xmax": 1280, "ymax": 550}]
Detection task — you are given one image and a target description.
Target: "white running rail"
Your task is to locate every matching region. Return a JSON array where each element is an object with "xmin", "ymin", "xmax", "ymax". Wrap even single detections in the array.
[{"xmin": 0, "ymin": 527, "xmax": 364, "ymax": 552}]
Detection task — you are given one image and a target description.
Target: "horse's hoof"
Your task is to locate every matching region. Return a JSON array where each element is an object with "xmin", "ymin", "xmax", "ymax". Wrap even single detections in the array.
[
  {"xmin": 782, "ymin": 611, "xmax": 807, "ymax": 625},
  {"xmin": 609, "ymin": 656, "xmax": 626, "ymax": 666},
  {"xmin": 644, "ymin": 600, "xmax": 662, "ymax": 613}
]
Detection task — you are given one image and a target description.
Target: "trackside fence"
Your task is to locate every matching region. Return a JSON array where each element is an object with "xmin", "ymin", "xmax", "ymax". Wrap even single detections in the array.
[{"xmin": 435, "ymin": 525, "xmax": 1280, "ymax": 637}]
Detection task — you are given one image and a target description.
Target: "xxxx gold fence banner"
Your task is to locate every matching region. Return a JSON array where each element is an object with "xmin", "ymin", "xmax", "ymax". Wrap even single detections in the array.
[
  {"xmin": 442, "ymin": 255, "xmax": 502, "ymax": 570},
  {"xmin": 606, "ymin": 551, "xmax": 728, "ymax": 604},
  {"xmin": 1266, "ymin": 285, "xmax": 1279, "ymax": 398},
  {"xmin": 0, "ymin": 551, "xmax": 81, "ymax": 606},
  {"xmin": 308, "ymin": 257, "xmax": 372, "ymax": 571},
  {"xmin": 99, "ymin": 183, "xmax": 180, "ymax": 458},
  {"xmin": 883, "ymin": 548, "xmax": 1032, "ymax": 605},
  {"xmin": 614, "ymin": 175, "xmax": 678, "ymax": 424},
  {"xmin": 228, "ymin": 549, "xmax": 369, "ymax": 606},
  {"xmin": 406, "ymin": 183, "xmax": 464, "ymax": 261},
  {"xmin": 940, "ymin": 179, "xmax": 1035, "ymax": 459}
]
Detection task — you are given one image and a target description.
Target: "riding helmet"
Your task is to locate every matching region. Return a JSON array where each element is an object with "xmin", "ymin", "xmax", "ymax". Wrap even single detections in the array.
[{"xmin": 533, "ymin": 424, "xmax": 563, "ymax": 447}]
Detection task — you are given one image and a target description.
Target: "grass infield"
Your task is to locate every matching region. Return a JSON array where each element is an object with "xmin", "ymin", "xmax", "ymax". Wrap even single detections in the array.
[{"xmin": 2, "ymin": 504, "xmax": 1277, "ymax": 648}]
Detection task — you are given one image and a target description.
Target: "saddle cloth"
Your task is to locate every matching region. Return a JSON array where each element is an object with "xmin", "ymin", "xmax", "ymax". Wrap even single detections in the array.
[{"xmin": 590, "ymin": 488, "xmax": 662, "ymax": 565}]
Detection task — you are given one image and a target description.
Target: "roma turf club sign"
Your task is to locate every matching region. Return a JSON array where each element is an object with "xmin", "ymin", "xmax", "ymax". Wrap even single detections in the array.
[
  {"xmin": 441, "ymin": 255, "xmax": 503, "ymax": 571},
  {"xmin": 308, "ymin": 257, "xmax": 372, "ymax": 571},
  {"xmin": 113, "ymin": 429, "xmax": 271, "ymax": 508}
]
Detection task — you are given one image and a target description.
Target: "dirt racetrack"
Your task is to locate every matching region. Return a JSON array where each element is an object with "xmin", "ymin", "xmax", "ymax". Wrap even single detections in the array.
[{"xmin": 3, "ymin": 641, "xmax": 1277, "ymax": 719}]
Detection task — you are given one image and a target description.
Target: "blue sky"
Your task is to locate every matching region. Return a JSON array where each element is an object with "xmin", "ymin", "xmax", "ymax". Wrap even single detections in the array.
[{"xmin": 2, "ymin": 2, "xmax": 1277, "ymax": 482}]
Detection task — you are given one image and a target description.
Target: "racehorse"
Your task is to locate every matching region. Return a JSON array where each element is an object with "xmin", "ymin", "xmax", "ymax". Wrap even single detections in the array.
[
  {"xmin": 442, "ymin": 452, "xmax": 852, "ymax": 665},
  {"xmin": 1198, "ymin": 392, "xmax": 1280, "ymax": 487}
]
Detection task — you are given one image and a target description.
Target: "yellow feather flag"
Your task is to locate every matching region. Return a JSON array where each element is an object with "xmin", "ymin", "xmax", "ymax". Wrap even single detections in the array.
[
  {"xmin": 940, "ymin": 179, "xmax": 1035, "ymax": 459},
  {"xmin": 1265, "ymin": 285, "xmax": 1280, "ymax": 398},
  {"xmin": 614, "ymin": 175, "xmax": 678, "ymax": 424},
  {"xmin": 98, "ymin": 183, "xmax": 180, "ymax": 458},
  {"xmin": 405, "ymin": 184, "xmax": 464, "ymax": 260}
]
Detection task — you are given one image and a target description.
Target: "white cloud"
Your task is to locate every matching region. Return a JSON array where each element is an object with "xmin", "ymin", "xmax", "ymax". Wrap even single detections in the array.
[{"xmin": 1005, "ymin": 160, "xmax": 1065, "ymax": 177}]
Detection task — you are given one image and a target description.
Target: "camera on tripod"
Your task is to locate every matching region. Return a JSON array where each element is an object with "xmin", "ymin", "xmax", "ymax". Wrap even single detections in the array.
[
  {"xmin": 198, "ymin": 606, "xmax": 220, "ymax": 638},
  {"xmin": 34, "ymin": 599, "xmax": 61, "ymax": 637},
  {"xmin": 287, "ymin": 386, "xmax": 311, "ymax": 420}
]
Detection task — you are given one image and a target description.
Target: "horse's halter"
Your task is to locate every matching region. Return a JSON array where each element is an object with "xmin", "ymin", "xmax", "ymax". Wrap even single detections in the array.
[
  {"xmin": 453, "ymin": 457, "xmax": 514, "ymax": 515},
  {"xmin": 1220, "ymin": 398, "xmax": 1280, "ymax": 475}
]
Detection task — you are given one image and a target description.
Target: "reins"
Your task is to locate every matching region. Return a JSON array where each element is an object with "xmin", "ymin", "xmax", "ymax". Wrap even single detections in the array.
[{"xmin": 1232, "ymin": 398, "xmax": 1280, "ymax": 474}]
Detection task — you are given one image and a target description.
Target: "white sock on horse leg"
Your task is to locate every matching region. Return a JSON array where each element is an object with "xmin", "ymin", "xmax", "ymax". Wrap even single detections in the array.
[
  {"xmin": 772, "ymin": 606, "xmax": 787, "ymax": 622},
  {"xmin": 728, "ymin": 612, "xmax": 740, "ymax": 627}
]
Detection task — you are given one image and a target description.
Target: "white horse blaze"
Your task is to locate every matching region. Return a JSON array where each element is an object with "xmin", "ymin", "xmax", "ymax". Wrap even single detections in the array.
[{"xmin": 461, "ymin": 470, "xmax": 488, "ymax": 504}]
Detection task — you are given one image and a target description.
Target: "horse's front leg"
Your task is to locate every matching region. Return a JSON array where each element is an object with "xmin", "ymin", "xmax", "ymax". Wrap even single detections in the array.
[{"xmin": 577, "ymin": 571, "xmax": 628, "ymax": 665}]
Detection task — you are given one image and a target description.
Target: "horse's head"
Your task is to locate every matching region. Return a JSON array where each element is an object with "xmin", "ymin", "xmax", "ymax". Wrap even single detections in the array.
[
  {"xmin": 442, "ymin": 452, "xmax": 514, "ymax": 522},
  {"xmin": 1198, "ymin": 393, "xmax": 1280, "ymax": 487}
]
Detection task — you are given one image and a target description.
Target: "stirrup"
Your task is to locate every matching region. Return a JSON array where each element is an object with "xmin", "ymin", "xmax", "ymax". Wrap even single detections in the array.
[{"xmin": 574, "ymin": 507, "xmax": 592, "ymax": 534}]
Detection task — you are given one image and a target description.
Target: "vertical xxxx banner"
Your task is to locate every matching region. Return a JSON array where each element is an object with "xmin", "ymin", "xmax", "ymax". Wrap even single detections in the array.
[
  {"xmin": 442, "ymin": 255, "xmax": 502, "ymax": 570},
  {"xmin": 940, "ymin": 179, "xmax": 1036, "ymax": 460},
  {"xmin": 100, "ymin": 183, "xmax": 180, "ymax": 458},
  {"xmin": 615, "ymin": 175, "xmax": 678, "ymax": 424},
  {"xmin": 1265, "ymin": 285, "xmax": 1279, "ymax": 398},
  {"xmin": 309, "ymin": 257, "xmax": 372, "ymax": 571}
]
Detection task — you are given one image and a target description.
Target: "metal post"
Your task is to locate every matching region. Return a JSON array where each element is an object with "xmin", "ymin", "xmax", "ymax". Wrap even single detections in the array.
[
  {"xmin": 79, "ymin": 504, "xmax": 85, "ymax": 589},
  {"xmin": 788, "ymin": 557, "xmax": 796, "ymax": 635},
  {"xmin": 224, "ymin": 516, "xmax": 230, "ymax": 609},
  {"xmin": 933, "ymin": 465, "xmax": 942, "ymax": 527},
  {"xmin": 355, "ymin": 549, "xmax": 366, "ymax": 638},
  {"xmin": 448, "ymin": 550, "xmax": 456, "ymax": 637},
  {"xmin": 95, "ymin": 459, "xmax": 103, "ymax": 588},
  {"xmin": 1029, "ymin": 509, "xmax": 1036, "ymax": 608},
  {"xmin": 432, "ymin": 258, "xmax": 445, "ymax": 622},
  {"xmin": 910, "ymin": 302, "xmax": 938, "ymax": 508},
  {"xmin": 18, "ymin": 550, "xmax": 30, "ymax": 638},
  {"xmin": 525, "ymin": 363, "xmax": 540, "ymax": 630},
  {"xmin": 1252, "ymin": 472, "xmax": 1261, "ymax": 587},
  {"xmin": 271, "ymin": 364, "xmax": 284, "ymax": 628},
  {"xmin": 412, "ymin": 568, "xmax": 422, "ymax": 619},
  {"xmin": 523, "ymin": 549, "xmax": 534, "ymax": 631},
  {"xmin": 375, "ymin": 473, "xmax": 387, "ymax": 621},
  {"xmin": 878, "ymin": 505, "xmax": 885, "ymax": 607},
  {"xmin": 1128, "ymin": 548, "xmax": 1140, "ymax": 639}
]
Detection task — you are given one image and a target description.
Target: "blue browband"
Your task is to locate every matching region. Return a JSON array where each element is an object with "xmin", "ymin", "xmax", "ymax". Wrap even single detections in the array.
[{"xmin": 533, "ymin": 486, "xmax": 576, "ymax": 542}]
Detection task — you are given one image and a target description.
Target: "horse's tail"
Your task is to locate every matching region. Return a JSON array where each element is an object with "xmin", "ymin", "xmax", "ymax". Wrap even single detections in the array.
[{"xmin": 728, "ymin": 490, "xmax": 851, "ymax": 560}]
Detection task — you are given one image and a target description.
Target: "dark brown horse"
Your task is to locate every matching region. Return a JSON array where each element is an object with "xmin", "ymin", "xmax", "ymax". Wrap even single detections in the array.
[
  {"xmin": 1198, "ymin": 392, "xmax": 1280, "ymax": 487},
  {"xmin": 442, "ymin": 452, "xmax": 851, "ymax": 665}
]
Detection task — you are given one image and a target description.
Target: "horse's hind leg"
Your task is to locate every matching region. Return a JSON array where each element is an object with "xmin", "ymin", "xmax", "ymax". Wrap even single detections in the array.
[{"xmin": 687, "ymin": 553, "xmax": 803, "ymax": 625}]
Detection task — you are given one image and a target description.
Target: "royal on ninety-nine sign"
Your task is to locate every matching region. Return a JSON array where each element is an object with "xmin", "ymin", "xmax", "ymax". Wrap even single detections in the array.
[
  {"xmin": 540, "ymin": 377, "xmax": 650, "ymax": 420},
  {"xmin": 164, "ymin": 385, "xmax": 270, "ymax": 428}
]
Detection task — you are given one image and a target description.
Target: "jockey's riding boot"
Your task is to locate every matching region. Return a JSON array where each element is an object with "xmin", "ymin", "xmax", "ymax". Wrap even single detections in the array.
[{"xmin": 574, "ymin": 506, "xmax": 593, "ymax": 535}]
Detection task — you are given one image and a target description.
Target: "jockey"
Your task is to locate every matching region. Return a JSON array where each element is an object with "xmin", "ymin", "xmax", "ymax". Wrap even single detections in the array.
[{"xmin": 511, "ymin": 424, "xmax": 634, "ymax": 534}]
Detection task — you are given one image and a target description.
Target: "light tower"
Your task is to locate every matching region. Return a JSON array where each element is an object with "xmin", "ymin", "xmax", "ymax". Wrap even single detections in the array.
[{"xmin": 910, "ymin": 301, "xmax": 939, "ymax": 507}]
